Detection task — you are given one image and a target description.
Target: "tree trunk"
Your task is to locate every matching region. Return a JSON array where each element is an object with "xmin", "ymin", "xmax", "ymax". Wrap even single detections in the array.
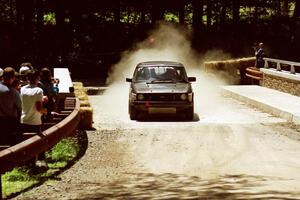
[
  {"xmin": 140, "ymin": 7, "xmax": 146, "ymax": 24},
  {"xmin": 220, "ymin": 0, "xmax": 227, "ymax": 25},
  {"xmin": 36, "ymin": 0, "xmax": 44, "ymax": 33},
  {"xmin": 151, "ymin": 0, "xmax": 164, "ymax": 23},
  {"xmin": 114, "ymin": 0, "xmax": 120, "ymax": 24},
  {"xmin": 282, "ymin": 0, "xmax": 289, "ymax": 16},
  {"xmin": 232, "ymin": 0, "xmax": 240, "ymax": 24},
  {"xmin": 16, "ymin": 0, "xmax": 34, "ymax": 57},
  {"xmin": 294, "ymin": 0, "xmax": 300, "ymax": 18},
  {"xmin": 9, "ymin": 0, "xmax": 15, "ymax": 23},
  {"xmin": 192, "ymin": 0, "xmax": 204, "ymax": 33},
  {"xmin": 23, "ymin": 0, "xmax": 34, "ymax": 35},
  {"xmin": 178, "ymin": 0, "xmax": 185, "ymax": 24},
  {"xmin": 54, "ymin": 0, "xmax": 65, "ymax": 61},
  {"xmin": 36, "ymin": 0, "xmax": 44, "ymax": 65},
  {"xmin": 15, "ymin": 0, "xmax": 24, "ymax": 32},
  {"xmin": 207, "ymin": 0, "xmax": 212, "ymax": 27},
  {"xmin": 274, "ymin": 0, "xmax": 281, "ymax": 16}
]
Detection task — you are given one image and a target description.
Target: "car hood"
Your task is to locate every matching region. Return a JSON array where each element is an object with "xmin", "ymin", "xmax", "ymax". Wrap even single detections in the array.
[{"xmin": 132, "ymin": 82, "xmax": 192, "ymax": 93}]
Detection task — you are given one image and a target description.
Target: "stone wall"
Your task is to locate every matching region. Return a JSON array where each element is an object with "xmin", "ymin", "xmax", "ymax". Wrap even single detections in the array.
[{"xmin": 262, "ymin": 74, "xmax": 300, "ymax": 96}]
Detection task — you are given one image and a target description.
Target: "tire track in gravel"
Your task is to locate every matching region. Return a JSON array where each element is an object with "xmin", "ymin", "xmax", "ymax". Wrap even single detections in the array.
[{"xmin": 13, "ymin": 93, "xmax": 300, "ymax": 200}]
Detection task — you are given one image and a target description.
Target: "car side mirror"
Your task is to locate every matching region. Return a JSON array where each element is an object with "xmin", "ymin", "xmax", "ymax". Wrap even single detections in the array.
[
  {"xmin": 188, "ymin": 77, "xmax": 196, "ymax": 82},
  {"xmin": 126, "ymin": 78, "xmax": 132, "ymax": 82}
]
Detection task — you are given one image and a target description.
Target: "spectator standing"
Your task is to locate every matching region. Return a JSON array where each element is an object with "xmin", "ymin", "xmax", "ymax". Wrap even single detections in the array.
[
  {"xmin": 39, "ymin": 68, "xmax": 58, "ymax": 121},
  {"xmin": 20, "ymin": 69, "xmax": 46, "ymax": 134},
  {"xmin": 255, "ymin": 42, "xmax": 265, "ymax": 68},
  {"xmin": 11, "ymin": 77, "xmax": 21, "ymax": 92},
  {"xmin": 19, "ymin": 66, "xmax": 31, "ymax": 87},
  {"xmin": 0, "ymin": 67, "xmax": 22, "ymax": 145},
  {"xmin": 20, "ymin": 62, "xmax": 33, "ymax": 70}
]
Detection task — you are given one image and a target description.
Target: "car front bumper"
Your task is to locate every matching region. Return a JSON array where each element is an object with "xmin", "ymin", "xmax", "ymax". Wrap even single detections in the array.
[{"xmin": 130, "ymin": 101, "xmax": 193, "ymax": 114}]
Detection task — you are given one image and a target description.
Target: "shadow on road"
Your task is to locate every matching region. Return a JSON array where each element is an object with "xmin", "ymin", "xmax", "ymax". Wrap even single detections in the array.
[{"xmin": 68, "ymin": 173, "xmax": 300, "ymax": 200}]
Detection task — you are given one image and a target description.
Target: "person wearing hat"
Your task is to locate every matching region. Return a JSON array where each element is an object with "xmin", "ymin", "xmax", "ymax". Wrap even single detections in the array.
[
  {"xmin": 0, "ymin": 67, "xmax": 22, "ymax": 145},
  {"xmin": 19, "ymin": 66, "xmax": 31, "ymax": 87},
  {"xmin": 0, "ymin": 67, "xmax": 3, "ymax": 81},
  {"xmin": 19, "ymin": 66, "xmax": 31, "ymax": 74}
]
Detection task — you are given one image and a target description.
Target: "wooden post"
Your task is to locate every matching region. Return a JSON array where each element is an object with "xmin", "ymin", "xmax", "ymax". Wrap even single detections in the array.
[{"xmin": 0, "ymin": 174, "xmax": 2, "ymax": 200}]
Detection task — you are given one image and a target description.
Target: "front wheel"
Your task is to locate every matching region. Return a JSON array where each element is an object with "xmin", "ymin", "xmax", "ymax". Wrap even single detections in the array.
[
  {"xmin": 129, "ymin": 105, "xmax": 138, "ymax": 120},
  {"xmin": 185, "ymin": 107, "xmax": 194, "ymax": 121}
]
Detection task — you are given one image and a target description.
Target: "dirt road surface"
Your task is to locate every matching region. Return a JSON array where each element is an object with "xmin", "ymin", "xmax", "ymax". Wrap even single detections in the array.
[{"xmin": 14, "ymin": 85, "xmax": 300, "ymax": 199}]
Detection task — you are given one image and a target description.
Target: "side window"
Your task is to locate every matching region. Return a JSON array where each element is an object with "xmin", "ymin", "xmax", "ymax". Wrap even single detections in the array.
[
  {"xmin": 135, "ymin": 68, "xmax": 144, "ymax": 80},
  {"xmin": 135, "ymin": 67, "xmax": 151, "ymax": 81},
  {"xmin": 176, "ymin": 69, "xmax": 183, "ymax": 80}
]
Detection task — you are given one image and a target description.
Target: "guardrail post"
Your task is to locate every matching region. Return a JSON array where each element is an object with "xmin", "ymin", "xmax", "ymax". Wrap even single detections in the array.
[
  {"xmin": 276, "ymin": 62, "xmax": 281, "ymax": 71},
  {"xmin": 291, "ymin": 65, "xmax": 296, "ymax": 74}
]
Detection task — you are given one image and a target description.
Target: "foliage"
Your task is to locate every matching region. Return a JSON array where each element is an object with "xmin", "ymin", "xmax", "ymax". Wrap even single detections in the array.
[
  {"xmin": 0, "ymin": 0, "xmax": 15, "ymax": 23},
  {"xmin": 43, "ymin": 12, "xmax": 56, "ymax": 25},
  {"xmin": 45, "ymin": 138, "xmax": 79, "ymax": 164},
  {"xmin": 0, "ymin": 0, "xmax": 300, "ymax": 76},
  {"xmin": 121, "ymin": 10, "xmax": 140, "ymax": 24},
  {"xmin": 164, "ymin": 12, "xmax": 179, "ymax": 23},
  {"xmin": 2, "ymin": 137, "xmax": 80, "ymax": 198}
]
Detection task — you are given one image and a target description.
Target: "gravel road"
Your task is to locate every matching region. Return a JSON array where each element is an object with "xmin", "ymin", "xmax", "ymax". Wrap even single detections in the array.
[{"xmin": 13, "ymin": 84, "xmax": 300, "ymax": 200}]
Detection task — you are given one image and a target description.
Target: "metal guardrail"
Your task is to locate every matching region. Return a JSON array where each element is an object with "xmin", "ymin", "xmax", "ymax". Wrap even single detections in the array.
[
  {"xmin": 0, "ymin": 97, "xmax": 80, "ymax": 199},
  {"xmin": 264, "ymin": 58, "xmax": 300, "ymax": 74}
]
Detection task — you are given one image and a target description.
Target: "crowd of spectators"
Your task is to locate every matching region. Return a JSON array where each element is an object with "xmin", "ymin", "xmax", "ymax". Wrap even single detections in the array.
[{"xmin": 0, "ymin": 63, "xmax": 59, "ymax": 146}]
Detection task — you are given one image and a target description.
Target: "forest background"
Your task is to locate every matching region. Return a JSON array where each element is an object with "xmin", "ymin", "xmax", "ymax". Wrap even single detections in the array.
[{"xmin": 0, "ymin": 0, "xmax": 299, "ymax": 78}]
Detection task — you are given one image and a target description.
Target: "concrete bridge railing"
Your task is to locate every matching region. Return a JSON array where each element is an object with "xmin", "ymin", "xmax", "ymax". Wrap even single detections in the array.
[
  {"xmin": 204, "ymin": 57, "xmax": 300, "ymax": 96},
  {"xmin": 263, "ymin": 58, "xmax": 300, "ymax": 74}
]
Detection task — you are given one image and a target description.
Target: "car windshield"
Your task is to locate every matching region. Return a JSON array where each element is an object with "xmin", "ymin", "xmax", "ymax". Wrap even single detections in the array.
[{"xmin": 133, "ymin": 66, "xmax": 188, "ymax": 83}]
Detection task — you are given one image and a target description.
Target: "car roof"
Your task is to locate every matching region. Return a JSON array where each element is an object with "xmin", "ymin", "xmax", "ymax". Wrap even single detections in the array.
[{"xmin": 137, "ymin": 61, "xmax": 184, "ymax": 67}]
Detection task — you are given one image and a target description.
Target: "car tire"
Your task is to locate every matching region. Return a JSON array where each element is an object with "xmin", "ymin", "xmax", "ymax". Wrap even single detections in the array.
[
  {"xmin": 129, "ymin": 106, "xmax": 138, "ymax": 120},
  {"xmin": 186, "ymin": 107, "xmax": 194, "ymax": 121}
]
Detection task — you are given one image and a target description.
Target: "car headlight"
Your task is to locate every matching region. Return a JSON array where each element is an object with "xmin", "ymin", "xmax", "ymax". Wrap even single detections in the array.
[
  {"xmin": 180, "ymin": 94, "xmax": 187, "ymax": 100},
  {"xmin": 188, "ymin": 93, "xmax": 193, "ymax": 102},
  {"xmin": 130, "ymin": 93, "xmax": 137, "ymax": 101},
  {"xmin": 137, "ymin": 94, "xmax": 145, "ymax": 101}
]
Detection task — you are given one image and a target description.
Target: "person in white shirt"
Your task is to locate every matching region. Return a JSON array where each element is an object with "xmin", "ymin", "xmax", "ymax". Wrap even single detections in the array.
[{"xmin": 20, "ymin": 69, "xmax": 46, "ymax": 133}]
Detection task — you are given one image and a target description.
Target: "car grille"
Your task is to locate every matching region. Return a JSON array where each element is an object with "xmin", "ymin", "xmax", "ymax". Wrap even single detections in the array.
[{"xmin": 143, "ymin": 93, "xmax": 183, "ymax": 101}]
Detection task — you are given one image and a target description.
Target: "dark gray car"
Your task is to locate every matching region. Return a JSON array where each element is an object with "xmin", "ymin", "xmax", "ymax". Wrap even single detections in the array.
[{"xmin": 126, "ymin": 61, "xmax": 196, "ymax": 120}]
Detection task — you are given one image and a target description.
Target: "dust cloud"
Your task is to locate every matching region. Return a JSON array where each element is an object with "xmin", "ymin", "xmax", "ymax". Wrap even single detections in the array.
[
  {"xmin": 85, "ymin": 24, "xmax": 300, "ymax": 198},
  {"xmin": 102, "ymin": 23, "xmax": 232, "ymax": 119}
]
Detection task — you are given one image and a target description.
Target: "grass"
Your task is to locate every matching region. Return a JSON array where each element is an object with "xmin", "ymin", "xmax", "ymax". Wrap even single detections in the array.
[{"xmin": 1, "ymin": 136, "xmax": 80, "ymax": 198}]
